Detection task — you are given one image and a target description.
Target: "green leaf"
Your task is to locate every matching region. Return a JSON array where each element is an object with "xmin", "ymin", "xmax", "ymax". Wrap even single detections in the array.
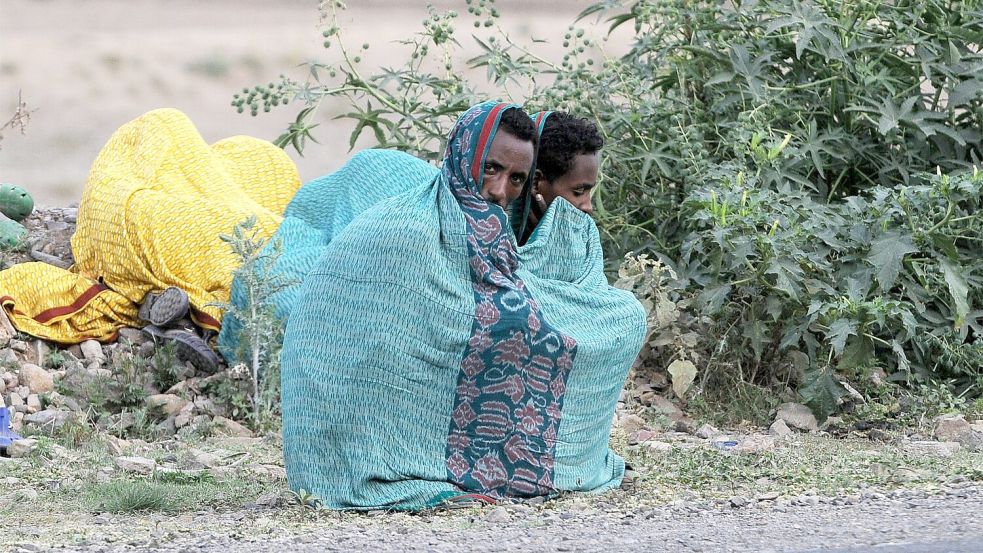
[
  {"xmin": 940, "ymin": 258, "xmax": 970, "ymax": 330},
  {"xmin": 839, "ymin": 336, "xmax": 874, "ymax": 370},
  {"xmin": 799, "ymin": 367, "xmax": 845, "ymax": 420},
  {"xmin": 826, "ymin": 318, "xmax": 857, "ymax": 355},
  {"xmin": 867, "ymin": 232, "xmax": 918, "ymax": 291}
]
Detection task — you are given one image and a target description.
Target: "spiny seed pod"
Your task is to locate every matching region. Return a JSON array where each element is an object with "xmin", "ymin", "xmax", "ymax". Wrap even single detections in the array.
[
  {"xmin": 323, "ymin": 40, "xmax": 331, "ymax": 48},
  {"xmin": 354, "ymin": 56, "xmax": 362, "ymax": 63}
]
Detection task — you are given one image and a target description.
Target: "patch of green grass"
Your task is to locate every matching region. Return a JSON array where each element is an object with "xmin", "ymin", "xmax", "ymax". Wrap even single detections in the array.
[
  {"xmin": 83, "ymin": 480, "xmax": 184, "ymax": 513},
  {"xmin": 621, "ymin": 434, "xmax": 983, "ymax": 502},
  {"xmin": 687, "ymin": 378, "xmax": 783, "ymax": 428},
  {"xmin": 43, "ymin": 350, "xmax": 67, "ymax": 369},
  {"xmin": 79, "ymin": 473, "xmax": 276, "ymax": 514}
]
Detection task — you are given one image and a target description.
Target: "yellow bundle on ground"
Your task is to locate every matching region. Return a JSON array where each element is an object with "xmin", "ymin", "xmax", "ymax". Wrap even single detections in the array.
[{"xmin": 0, "ymin": 109, "xmax": 301, "ymax": 343}]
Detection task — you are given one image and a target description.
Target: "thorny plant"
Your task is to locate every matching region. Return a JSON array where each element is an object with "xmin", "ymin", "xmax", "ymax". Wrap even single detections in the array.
[{"xmin": 214, "ymin": 216, "xmax": 296, "ymax": 431}]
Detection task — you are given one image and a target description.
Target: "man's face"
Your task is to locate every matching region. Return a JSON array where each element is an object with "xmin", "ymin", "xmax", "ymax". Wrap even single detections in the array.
[
  {"xmin": 535, "ymin": 152, "xmax": 599, "ymax": 215},
  {"xmin": 480, "ymin": 130, "xmax": 535, "ymax": 210}
]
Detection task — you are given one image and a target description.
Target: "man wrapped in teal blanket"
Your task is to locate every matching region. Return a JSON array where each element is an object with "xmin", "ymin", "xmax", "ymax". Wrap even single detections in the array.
[{"xmin": 270, "ymin": 102, "xmax": 646, "ymax": 509}]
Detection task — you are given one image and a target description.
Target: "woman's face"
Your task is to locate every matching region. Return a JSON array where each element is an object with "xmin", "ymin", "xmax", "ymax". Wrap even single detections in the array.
[{"xmin": 535, "ymin": 152, "xmax": 599, "ymax": 215}]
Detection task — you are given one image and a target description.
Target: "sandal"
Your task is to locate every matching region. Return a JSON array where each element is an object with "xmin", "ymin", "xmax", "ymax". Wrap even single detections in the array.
[
  {"xmin": 138, "ymin": 286, "xmax": 190, "ymax": 327},
  {"xmin": 142, "ymin": 324, "xmax": 220, "ymax": 373}
]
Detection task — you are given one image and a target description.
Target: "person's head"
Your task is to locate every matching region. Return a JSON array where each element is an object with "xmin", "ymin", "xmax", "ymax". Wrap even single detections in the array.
[
  {"xmin": 479, "ymin": 106, "xmax": 538, "ymax": 210},
  {"xmin": 533, "ymin": 112, "xmax": 603, "ymax": 215}
]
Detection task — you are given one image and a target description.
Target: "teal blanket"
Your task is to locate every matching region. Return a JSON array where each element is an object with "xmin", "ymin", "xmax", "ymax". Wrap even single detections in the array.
[
  {"xmin": 225, "ymin": 102, "xmax": 646, "ymax": 509},
  {"xmin": 216, "ymin": 149, "xmax": 438, "ymax": 361}
]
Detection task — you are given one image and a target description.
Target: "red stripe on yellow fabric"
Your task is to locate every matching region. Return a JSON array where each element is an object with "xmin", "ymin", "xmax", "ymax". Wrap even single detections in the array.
[
  {"xmin": 32, "ymin": 283, "xmax": 109, "ymax": 324},
  {"xmin": 190, "ymin": 307, "xmax": 221, "ymax": 332}
]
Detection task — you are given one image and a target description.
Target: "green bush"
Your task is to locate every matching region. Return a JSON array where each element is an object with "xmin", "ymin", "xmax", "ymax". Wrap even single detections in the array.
[{"xmin": 235, "ymin": 0, "xmax": 983, "ymax": 416}]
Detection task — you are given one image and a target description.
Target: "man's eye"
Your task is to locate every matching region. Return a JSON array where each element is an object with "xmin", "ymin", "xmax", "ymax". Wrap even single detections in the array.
[
  {"xmin": 484, "ymin": 164, "xmax": 496, "ymax": 174},
  {"xmin": 573, "ymin": 190, "xmax": 585, "ymax": 197},
  {"xmin": 510, "ymin": 175, "xmax": 525, "ymax": 185}
]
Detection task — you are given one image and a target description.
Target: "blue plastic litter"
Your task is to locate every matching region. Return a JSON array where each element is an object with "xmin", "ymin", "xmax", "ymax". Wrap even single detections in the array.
[{"xmin": 0, "ymin": 407, "xmax": 21, "ymax": 449}]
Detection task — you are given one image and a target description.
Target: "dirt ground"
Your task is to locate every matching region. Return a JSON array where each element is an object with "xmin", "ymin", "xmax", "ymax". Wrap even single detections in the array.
[{"xmin": 0, "ymin": 0, "xmax": 603, "ymax": 207}]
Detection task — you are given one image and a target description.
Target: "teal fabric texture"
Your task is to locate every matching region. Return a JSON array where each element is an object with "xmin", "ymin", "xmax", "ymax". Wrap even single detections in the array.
[
  {"xmin": 216, "ymin": 149, "xmax": 438, "ymax": 362},
  {"xmin": 225, "ymin": 102, "xmax": 646, "ymax": 509}
]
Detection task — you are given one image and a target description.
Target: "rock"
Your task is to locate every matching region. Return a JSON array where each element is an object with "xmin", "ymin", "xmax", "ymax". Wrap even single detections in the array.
[
  {"xmin": 25, "ymin": 394, "xmax": 41, "ymax": 413},
  {"xmin": 23, "ymin": 409, "xmax": 71, "ymax": 432},
  {"xmin": 695, "ymin": 423, "xmax": 721, "ymax": 439},
  {"xmin": 80, "ymin": 340, "xmax": 106, "ymax": 364},
  {"xmin": 9, "ymin": 339, "xmax": 28, "ymax": 353},
  {"xmin": 769, "ymin": 418, "xmax": 793, "ymax": 438},
  {"xmin": 6, "ymin": 438, "xmax": 38, "ymax": 458},
  {"xmin": 17, "ymin": 364, "xmax": 53, "ymax": 394},
  {"xmin": 756, "ymin": 491, "xmax": 781, "ymax": 501},
  {"xmin": 62, "ymin": 208, "xmax": 78, "ymax": 223},
  {"xmin": 6, "ymin": 488, "xmax": 39, "ymax": 502},
  {"xmin": 165, "ymin": 379, "xmax": 197, "ymax": 397},
  {"xmin": 115, "ymin": 456, "xmax": 157, "ymax": 475},
  {"xmin": 616, "ymin": 413, "xmax": 647, "ymax": 435},
  {"xmin": 634, "ymin": 429, "xmax": 655, "ymax": 443},
  {"xmin": 671, "ymin": 416, "xmax": 698, "ymax": 434},
  {"xmin": 194, "ymin": 397, "xmax": 227, "ymax": 418},
  {"xmin": 7, "ymin": 392, "xmax": 24, "ymax": 408},
  {"xmin": 155, "ymin": 416, "xmax": 178, "ymax": 437},
  {"xmin": 649, "ymin": 395, "xmax": 684, "ymax": 418},
  {"xmin": 0, "ymin": 310, "xmax": 15, "ymax": 345},
  {"xmin": 105, "ymin": 435, "xmax": 130, "ymax": 455},
  {"xmin": 211, "ymin": 416, "xmax": 253, "ymax": 438},
  {"xmin": 10, "ymin": 411, "xmax": 23, "ymax": 431},
  {"xmin": 117, "ymin": 327, "xmax": 150, "ymax": 346},
  {"xmin": 1, "ymin": 371, "xmax": 16, "ymax": 389},
  {"xmin": 775, "ymin": 402, "xmax": 818, "ymax": 432},
  {"xmin": 934, "ymin": 415, "xmax": 983, "ymax": 451},
  {"xmin": 729, "ymin": 496, "xmax": 748, "ymax": 508},
  {"xmin": 145, "ymin": 394, "xmax": 189, "ymax": 417},
  {"xmin": 483, "ymin": 506, "xmax": 511, "ymax": 524},
  {"xmin": 137, "ymin": 341, "xmax": 156, "ymax": 358},
  {"xmin": 646, "ymin": 441, "xmax": 673, "ymax": 453},
  {"xmin": 47, "ymin": 392, "xmax": 81, "ymax": 413},
  {"xmin": 88, "ymin": 367, "xmax": 113, "ymax": 378},
  {"xmin": 174, "ymin": 411, "xmax": 194, "ymax": 429},
  {"xmin": 193, "ymin": 451, "xmax": 222, "ymax": 468},
  {"xmin": 904, "ymin": 440, "xmax": 962, "ymax": 458}
]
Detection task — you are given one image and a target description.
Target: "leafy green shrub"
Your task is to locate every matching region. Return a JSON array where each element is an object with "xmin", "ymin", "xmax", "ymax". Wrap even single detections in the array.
[
  {"xmin": 235, "ymin": 0, "xmax": 983, "ymax": 416},
  {"xmin": 674, "ymin": 167, "xmax": 983, "ymax": 416},
  {"xmin": 150, "ymin": 342, "xmax": 181, "ymax": 393}
]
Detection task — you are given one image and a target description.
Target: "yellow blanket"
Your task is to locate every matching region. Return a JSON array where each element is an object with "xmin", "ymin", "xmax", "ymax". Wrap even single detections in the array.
[{"xmin": 0, "ymin": 109, "xmax": 301, "ymax": 343}]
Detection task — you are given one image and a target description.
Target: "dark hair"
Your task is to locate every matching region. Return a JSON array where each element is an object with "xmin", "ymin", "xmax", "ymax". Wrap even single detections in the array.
[
  {"xmin": 537, "ymin": 112, "xmax": 604, "ymax": 181},
  {"xmin": 497, "ymin": 106, "xmax": 538, "ymax": 149}
]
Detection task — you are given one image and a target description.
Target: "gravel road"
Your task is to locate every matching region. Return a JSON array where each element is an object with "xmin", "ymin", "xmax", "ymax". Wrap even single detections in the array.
[{"xmin": 15, "ymin": 485, "xmax": 979, "ymax": 553}]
